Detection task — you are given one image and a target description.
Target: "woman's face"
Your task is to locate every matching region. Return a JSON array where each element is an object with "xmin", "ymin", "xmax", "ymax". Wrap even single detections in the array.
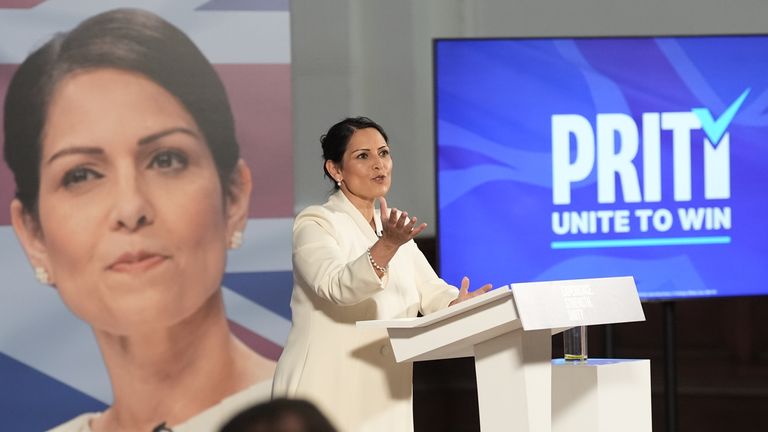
[
  {"xmin": 331, "ymin": 127, "xmax": 392, "ymax": 202},
  {"xmin": 12, "ymin": 68, "xmax": 248, "ymax": 334}
]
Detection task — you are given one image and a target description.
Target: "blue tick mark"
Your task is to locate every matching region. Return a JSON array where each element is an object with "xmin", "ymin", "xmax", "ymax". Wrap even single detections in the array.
[{"xmin": 692, "ymin": 88, "xmax": 750, "ymax": 147}]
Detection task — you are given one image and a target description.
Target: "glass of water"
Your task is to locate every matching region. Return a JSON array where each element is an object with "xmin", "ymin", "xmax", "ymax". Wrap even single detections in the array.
[{"xmin": 564, "ymin": 326, "xmax": 588, "ymax": 361}]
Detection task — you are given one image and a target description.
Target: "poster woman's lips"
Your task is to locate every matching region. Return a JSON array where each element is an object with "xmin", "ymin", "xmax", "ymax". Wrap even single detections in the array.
[{"xmin": 108, "ymin": 251, "xmax": 169, "ymax": 272}]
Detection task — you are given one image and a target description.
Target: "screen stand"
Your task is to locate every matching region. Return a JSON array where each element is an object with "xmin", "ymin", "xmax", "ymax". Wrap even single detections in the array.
[
  {"xmin": 664, "ymin": 301, "xmax": 678, "ymax": 432},
  {"xmin": 604, "ymin": 323, "xmax": 615, "ymax": 358}
]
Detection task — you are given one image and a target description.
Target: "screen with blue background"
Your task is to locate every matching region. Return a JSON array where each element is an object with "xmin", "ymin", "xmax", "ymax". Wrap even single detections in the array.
[{"xmin": 435, "ymin": 36, "xmax": 768, "ymax": 300}]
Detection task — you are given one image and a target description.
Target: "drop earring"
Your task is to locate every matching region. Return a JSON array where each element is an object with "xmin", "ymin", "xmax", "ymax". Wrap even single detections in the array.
[
  {"xmin": 230, "ymin": 230, "xmax": 244, "ymax": 249},
  {"xmin": 35, "ymin": 267, "xmax": 50, "ymax": 285},
  {"xmin": 336, "ymin": 179, "xmax": 342, "ymax": 187}
]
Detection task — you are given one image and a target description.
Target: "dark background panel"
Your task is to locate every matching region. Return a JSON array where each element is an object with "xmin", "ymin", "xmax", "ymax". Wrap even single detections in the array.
[{"xmin": 413, "ymin": 236, "xmax": 768, "ymax": 432}]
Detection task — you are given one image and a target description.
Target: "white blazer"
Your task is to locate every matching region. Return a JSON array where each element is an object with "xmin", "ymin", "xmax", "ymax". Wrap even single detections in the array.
[{"xmin": 272, "ymin": 191, "xmax": 459, "ymax": 432}]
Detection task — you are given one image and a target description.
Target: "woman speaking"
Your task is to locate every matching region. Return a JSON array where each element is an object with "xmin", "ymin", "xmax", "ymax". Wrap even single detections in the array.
[{"xmin": 273, "ymin": 117, "xmax": 491, "ymax": 432}]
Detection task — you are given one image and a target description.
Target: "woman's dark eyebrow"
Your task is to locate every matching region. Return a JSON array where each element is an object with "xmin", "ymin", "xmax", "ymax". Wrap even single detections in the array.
[
  {"xmin": 138, "ymin": 127, "xmax": 200, "ymax": 146},
  {"xmin": 46, "ymin": 127, "xmax": 200, "ymax": 165},
  {"xmin": 46, "ymin": 146, "xmax": 103, "ymax": 165}
]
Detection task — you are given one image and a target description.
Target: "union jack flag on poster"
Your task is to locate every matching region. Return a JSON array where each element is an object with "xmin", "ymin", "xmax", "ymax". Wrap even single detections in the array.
[{"xmin": 0, "ymin": 1, "xmax": 292, "ymax": 430}]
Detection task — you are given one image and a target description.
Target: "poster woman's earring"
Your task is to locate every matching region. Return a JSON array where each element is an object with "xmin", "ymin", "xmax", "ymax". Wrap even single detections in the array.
[
  {"xmin": 336, "ymin": 178, "xmax": 342, "ymax": 188},
  {"xmin": 35, "ymin": 267, "xmax": 50, "ymax": 285},
  {"xmin": 230, "ymin": 230, "xmax": 244, "ymax": 249}
]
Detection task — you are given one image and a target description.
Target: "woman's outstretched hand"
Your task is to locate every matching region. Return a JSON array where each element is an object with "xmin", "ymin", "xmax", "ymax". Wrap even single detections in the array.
[
  {"xmin": 449, "ymin": 276, "xmax": 493, "ymax": 306},
  {"xmin": 367, "ymin": 197, "xmax": 428, "ymax": 278},
  {"xmin": 378, "ymin": 196, "xmax": 427, "ymax": 247}
]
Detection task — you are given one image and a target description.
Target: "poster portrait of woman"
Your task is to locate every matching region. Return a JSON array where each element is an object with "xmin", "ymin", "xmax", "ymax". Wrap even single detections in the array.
[{"xmin": 0, "ymin": 3, "xmax": 293, "ymax": 431}]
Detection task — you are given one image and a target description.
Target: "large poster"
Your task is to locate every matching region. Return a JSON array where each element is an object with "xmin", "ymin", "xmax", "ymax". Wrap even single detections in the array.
[{"xmin": 0, "ymin": 1, "xmax": 292, "ymax": 430}]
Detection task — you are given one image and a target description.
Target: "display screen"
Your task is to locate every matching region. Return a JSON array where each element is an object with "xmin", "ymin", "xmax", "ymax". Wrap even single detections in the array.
[{"xmin": 435, "ymin": 36, "xmax": 768, "ymax": 300}]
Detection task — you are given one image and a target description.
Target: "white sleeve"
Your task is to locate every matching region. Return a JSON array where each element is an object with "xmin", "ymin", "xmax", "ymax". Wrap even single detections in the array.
[
  {"xmin": 406, "ymin": 241, "xmax": 459, "ymax": 315},
  {"xmin": 292, "ymin": 207, "xmax": 387, "ymax": 305}
]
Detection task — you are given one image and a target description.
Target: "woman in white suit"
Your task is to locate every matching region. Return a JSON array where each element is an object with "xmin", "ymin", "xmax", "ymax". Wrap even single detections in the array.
[{"xmin": 272, "ymin": 117, "xmax": 491, "ymax": 432}]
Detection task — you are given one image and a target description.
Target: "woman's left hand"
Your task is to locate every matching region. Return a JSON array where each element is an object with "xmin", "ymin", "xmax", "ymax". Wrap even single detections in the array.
[
  {"xmin": 449, "ymin": 276, "xmax": 492, "ymax": 306},
  {"xmin": 378, "ymin": 196, "xmax": 427, "ymax": 248}
]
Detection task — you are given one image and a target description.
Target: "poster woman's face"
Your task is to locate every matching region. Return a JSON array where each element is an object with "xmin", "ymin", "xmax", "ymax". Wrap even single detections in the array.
[{"xmin": 18, "ymin": 68, "xmax": 238, "ymax": 334}]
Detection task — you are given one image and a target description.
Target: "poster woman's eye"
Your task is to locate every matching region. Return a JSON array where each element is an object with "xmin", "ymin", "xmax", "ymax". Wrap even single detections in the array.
[
  {"xmin": 149, "ymin": 150, "xmax": 188, "ymax": 171},
  {"xmin": 62, "ymin": 167, "xmax": 103, "ymax": 188}
]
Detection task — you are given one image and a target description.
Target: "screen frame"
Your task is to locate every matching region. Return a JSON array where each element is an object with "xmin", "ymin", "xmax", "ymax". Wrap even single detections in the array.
[{"xmin": 432, "ymin": 34, "xmax": 768, "ymax": 302}]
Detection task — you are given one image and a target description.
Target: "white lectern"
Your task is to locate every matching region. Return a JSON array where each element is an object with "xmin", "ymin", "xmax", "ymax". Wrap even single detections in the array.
[{"xmin": 358, "ymin": 276, "xmax": 645, "ymax": 432}]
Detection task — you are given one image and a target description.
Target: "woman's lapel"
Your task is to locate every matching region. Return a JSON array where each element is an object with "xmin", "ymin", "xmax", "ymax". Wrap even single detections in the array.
[{"xmin": 328, "ymin": 191, "xmax": 381, "ymax": 243}]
